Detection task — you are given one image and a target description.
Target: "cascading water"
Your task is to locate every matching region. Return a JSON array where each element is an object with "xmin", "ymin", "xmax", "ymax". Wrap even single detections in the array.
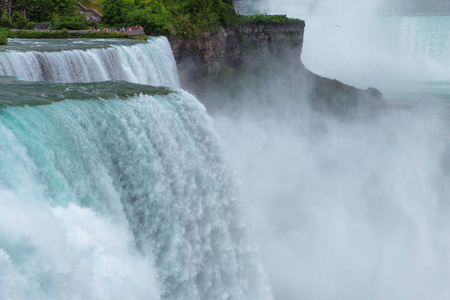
[
  {"xmin": 5, "ymin": 7, "xmax": 450, "ymax": 300},
  {"xmin": 0, "ymin": 37, "xmax": 179, "ymax": 87},
  {"xmin": 0, "ymin": 39, "xmax": 271, "ymax": 299},
  {"xmin": 301, "ymin": 15, "xmax": 450, "ymax": 92}
]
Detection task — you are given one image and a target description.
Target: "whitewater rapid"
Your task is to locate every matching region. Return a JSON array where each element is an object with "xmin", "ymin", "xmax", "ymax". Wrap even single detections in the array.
[
  {"xmin": 0, "ymin": 38, "xmax": 271, "ymax": 299},
  {"xmin": 0, "ymin": 37, "xmax": 179, "ymax": 87},
  {"xmin": 5, "ymin": 14, "xmax": 450, "ymax": 300},
  {"xmin": 0, "ymin": 90, "xmax": 270, "ymax": 299}
]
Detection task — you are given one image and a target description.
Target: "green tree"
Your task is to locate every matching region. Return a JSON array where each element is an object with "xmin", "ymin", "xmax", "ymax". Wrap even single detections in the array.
[
  {"xmin": 0, "ymin": 9, "xmax": 12, "ymax": 28},
  {"xmin": 51, "ymin": 14, "xmax": 94, "ymax": 30},
  {"xmin": 52, "ymin": 0, "xmax": 77, "ymax": 17},
  {"xmin": 102, "ymin": 0, "xmax": 133, "ymax": 25},
  {"xmin": 0, "ymin": 28, "xmax": 8, "ymax": 45},
  {"xmin": 126, "ymin": 1, "xmax": 174, "ymax": 34},
  {"xmin": 13, "ymin": 0, "xmax": 52, "ymax": 22},
  {"xmin": 11, "ymin": 11, "xmax": 27, "ymax": 28},
  {"xmin": 100, "ymin": 0, "xmax": 238, "ymax": 35},
  {"xmin": 181, "ymin": 0, "xmax": 236, "ymax": 30},
  {"xmin": 12, "ymin": 0, "xmax": 76, "ymax": 22}
]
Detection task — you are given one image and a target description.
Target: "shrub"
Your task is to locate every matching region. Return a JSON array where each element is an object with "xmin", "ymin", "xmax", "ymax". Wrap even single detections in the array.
[
  {"xmin": 0, "ymin": 10, "xmax": 12, "ymax": 28},
  {"xmin": 131, "ymin": 34, "xmax": 147, "ymax": 40},
  {"xmin": 3, "ymin": 11, "xmax": 35, "ymax": 29},
  {"xmin": 52, "ymin": 15, "xmax": 94, "ymax": 30},
  {"xmin": 0, "ymin": 28, "xmax": 8, "ymax": 45},
  {"xmin": 11, "ymin": 11, "xmax": 28, "ymax": 29},
  {"xmin": 236, "ymin": 15, "xmax": 303, "ymax": 26},
  {"xmin": 102, "ymin": 0, "xmax": 133, "ymax": 25},
  {"xmin": 25, "ymin": 22, "xmax": 36, "ymax": 30},
  {"xmin": 126, "ymin": 4, "xmax": 173, "ymax": 36},
  {"xmin": 101, "ymin": 0, "xmax": 239, "ymax": 37}
]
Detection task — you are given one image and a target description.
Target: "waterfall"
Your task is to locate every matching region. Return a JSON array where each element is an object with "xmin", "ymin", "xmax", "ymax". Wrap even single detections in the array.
[
  {"xmin": 302, "ymin": 15, "xmax": 450, "ymax": 92},
  {"xmin": 0, "ymin": 37, "xmax": 272, "ymax": 299},
  {"xmin": 0, "ymin": 37, "xmax": 180, "ymax": 87},
  {"xmin": 0, "ymin": 84, "xmax": 271, "ymax": 299},
  {"xmin": 379, "ymin": 16, "xmax": 450, "ymax": 80}
]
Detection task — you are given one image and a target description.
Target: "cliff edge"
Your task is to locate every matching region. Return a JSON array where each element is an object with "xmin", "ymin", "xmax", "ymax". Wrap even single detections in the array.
[{"xmin": 169, "ymin": 20, "xmax": 386, "ymax": 117}]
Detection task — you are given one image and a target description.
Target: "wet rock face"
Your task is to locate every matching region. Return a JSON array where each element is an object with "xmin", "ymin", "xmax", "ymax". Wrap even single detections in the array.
[
  {"xmin": 238, "ymin": 22, "xmax": 305, "ymax": 55},
  {"xmin": 169, "ymin": 29, "xmax": 241, "ymax": 91},
  {"xmin": 169, "ymin": 21, "xmax": 387, "ymax": 118},
  {"xmin": 168, "ymin": 21, "xmax": 305, "ymax": 91},
  {"xmin": 306, "ymin": 72, "xmax": 387, "ymax": 118}
]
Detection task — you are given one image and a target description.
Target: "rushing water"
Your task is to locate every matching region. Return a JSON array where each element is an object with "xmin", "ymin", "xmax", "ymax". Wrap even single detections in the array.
[
  {"xmin": 0, "ymin": 37, "xmax": 179, "ymax": 87},
  {"xmin": 3, "ymin": 15, "xmax": 450, "ymax": 300},
  {"xmin": 0, "ymin": 38, "xmax": 271, "ymax": 300}
]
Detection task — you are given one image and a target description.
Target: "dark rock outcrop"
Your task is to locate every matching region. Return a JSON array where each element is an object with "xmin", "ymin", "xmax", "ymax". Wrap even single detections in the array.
[
  {"xmin": 169, "ymin": 28, "xmax": 242, "ymax": 93},
  {"xmin": 169, "ymin": 20, "xmax": 386, "ymax": 118},
  {"xmin": 169, "ymin": 22, "xmax": 304, "ymax": 92},
  {"xmin": 307, "ymin": 71, "xmax": 386, "ymax": 117}
]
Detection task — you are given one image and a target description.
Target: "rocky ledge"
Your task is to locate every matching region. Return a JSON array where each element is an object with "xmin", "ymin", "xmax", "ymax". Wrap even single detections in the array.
[{"xmin": 169, "ymin": 20, "xmax": 385, "ymax": 118}]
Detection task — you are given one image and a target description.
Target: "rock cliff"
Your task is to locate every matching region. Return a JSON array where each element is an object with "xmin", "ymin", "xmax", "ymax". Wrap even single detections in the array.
[
  {"xmin": 169, "ymin": 21, "xmax": 304, "ymax": 91},
  {"xmin": 169, "ymin": 20, "xmax": 386, "ymax": 118}
]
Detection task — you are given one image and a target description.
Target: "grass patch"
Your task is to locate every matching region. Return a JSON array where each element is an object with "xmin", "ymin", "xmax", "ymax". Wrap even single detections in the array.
[
  {"xmin": 131, "ymin": 34, "xmax": 148, "ymax": 41},
  {"xmin": 236, "ymin": 14, "xmax": 303, "ymax": 26}
]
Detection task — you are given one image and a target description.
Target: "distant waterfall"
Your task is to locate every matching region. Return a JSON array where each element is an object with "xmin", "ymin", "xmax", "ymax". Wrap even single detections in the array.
[
  {"xmin": 302, "ymin": 15, "xmax": 450, "ymax": 91},
  {"xmin": 0, "ymin": 37, "xmax": 180, "ymax": 87},
  {"xmin": 383, "ymin": 16, "xmax": 450, "ymax": 63}
]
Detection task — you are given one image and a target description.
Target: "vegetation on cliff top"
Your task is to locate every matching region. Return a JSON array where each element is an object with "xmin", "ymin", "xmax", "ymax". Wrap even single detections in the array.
[
  {"xmin": 0, "ymin": 0, "xmax": 302, "ymax": 38},
  {"xmin": 236, "ymin": 14, "xmax": 303, "ymax": 26},
  {"xmin": 101, "ymin": 0, "xmax": 238, "ymax": 37}
]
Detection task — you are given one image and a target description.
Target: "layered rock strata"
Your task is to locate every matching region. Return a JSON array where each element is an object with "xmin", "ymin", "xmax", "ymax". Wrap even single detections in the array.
[{"xmin": 169, "ymin": 20, "xmax": 385, "ymax": 117}]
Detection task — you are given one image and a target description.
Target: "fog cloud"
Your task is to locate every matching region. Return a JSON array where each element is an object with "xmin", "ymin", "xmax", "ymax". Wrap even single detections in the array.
[{"xmin": 213, "ymin": 1, "xmax": 450, "ymax": 299}]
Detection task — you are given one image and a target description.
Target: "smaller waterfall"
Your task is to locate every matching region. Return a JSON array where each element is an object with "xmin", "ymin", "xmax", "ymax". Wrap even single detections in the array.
[{"xmin": 0, "ymin": 37, "xmax": 179, "ymax": 87}]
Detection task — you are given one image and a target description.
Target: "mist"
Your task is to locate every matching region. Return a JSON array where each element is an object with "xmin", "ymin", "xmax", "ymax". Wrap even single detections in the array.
[
  {"xmin": 212, "ymin": 93, "xmax": 450, "ymax": 299},
  {"xmin": 206, "ymin": 0, "xmax": 450, "ymax": 299},
  {"xmin": 247, "ymin": 0, "xmax": 450, "ymax": 93}
]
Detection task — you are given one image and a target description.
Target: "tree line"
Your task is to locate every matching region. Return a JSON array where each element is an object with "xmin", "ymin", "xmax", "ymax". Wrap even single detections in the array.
[
  {"xmin": 0, "ymin": 0, "xmax": 239, "ymax": 36},
  {"xmin": 0, "ymin": 0, "xmax": 301, "ymax": 38},
  {"xmin": 102, "ymin": 0, "xmax": 237, "ymax": 37},
  {"xmin": 1, "ymin": 0, "xmax": 76, "ymax": 22}
]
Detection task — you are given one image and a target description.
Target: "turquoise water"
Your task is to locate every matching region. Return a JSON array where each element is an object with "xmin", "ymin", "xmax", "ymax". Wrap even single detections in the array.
[
  {"xmin": 3, "ymin": 15, "xmax": 450, "ymax": 300},
  {"xmin": 0, "ymin": 76, "xmax": 171, "ymax": 107},
  {"xmin": 0, "ymin": 37, "xmax": 180, "ymax": 86},
  {"xmin": 0, "ymin": 91, "xmax": 270, "ymax": 300},
  {"xmin": 0, "ymin": 38, "xmax": 272, "ymax": 300},
  {"xmin": 1, "ymin": 38, "xmax": 145, "ymax": 52}
]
